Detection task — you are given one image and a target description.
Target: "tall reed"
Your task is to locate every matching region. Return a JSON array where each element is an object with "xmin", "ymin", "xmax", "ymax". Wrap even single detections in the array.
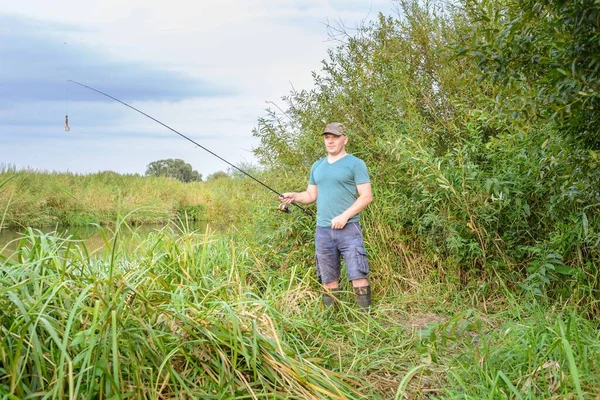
[
  {"xmin": 0, "ymin": 169, "xmax": 209, "ymax": 229},
  {"xmin": 0, "ymin": 224, "xmax": 368, "ymax": 399},
  {"xmin": 2, "ymin": 225, "xmax": 599, "ymax": 398}
]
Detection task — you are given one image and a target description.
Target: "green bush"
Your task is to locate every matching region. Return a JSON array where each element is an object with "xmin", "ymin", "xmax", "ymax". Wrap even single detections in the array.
[{"xmin": 249, "ymin": 1, "xmax": 600, "ymax": 308}]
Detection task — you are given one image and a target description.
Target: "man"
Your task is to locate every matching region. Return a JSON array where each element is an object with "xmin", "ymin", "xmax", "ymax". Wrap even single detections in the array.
[{"xmin": 280, "ymin": 122, "xmax": 373, "ymax": 311}]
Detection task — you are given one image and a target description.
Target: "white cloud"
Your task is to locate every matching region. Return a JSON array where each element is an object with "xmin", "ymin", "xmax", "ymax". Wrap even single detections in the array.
[{"xmin": 0, "ymin": 0, "xmax": 396, "ymax": 176}]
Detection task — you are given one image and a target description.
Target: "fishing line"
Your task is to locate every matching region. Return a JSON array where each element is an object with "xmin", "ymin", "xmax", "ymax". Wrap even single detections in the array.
[
  {"xmin": 68, "ymin": 80, "xmax": 313, "ymax": 216},
  {"xmin": 64, "ymin": 42, "xmax": 71, "ymax": 131}
]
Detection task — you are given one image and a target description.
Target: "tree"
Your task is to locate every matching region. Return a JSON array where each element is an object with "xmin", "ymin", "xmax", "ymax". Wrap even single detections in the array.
[
  {"xmin": 227, "ymin": 161, "xmax": 262, "ymax": 179},
  {"xmin": 145, "ymin": 159, "xmax": 202, "ymax": 182},
  {"xmin": 465, "ymin": 0, "xmax": 600, "ymax": 148},
  {"xmin": 205, "ymin": 171, "xmax": 229, "ymax": 181}
]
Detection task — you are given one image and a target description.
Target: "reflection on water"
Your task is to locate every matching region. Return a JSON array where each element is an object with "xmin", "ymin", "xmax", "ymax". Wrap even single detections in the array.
[{"xmin": 0, "ymin": 221, "xmax": 208, "ymax": 258}]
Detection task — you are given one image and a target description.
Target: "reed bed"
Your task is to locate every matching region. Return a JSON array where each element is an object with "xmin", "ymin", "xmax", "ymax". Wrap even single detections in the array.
[
  {"xmin": 1, "ymin": 225, "xmax": 599, "ymax": 399},
  {"xmin": 0, "ymin": 169, "xmax": 209, "ymax": 229},
  {"xmin": 0, "ymin": 225, "xmax": 370, "ymax": 399},
  {"xmin": 3, "ymin": 0, "xmax": 600, "ymax": 396}
]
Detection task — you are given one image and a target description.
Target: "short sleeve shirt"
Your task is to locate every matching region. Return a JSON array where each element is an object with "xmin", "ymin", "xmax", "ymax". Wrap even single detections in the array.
[{"xmin": 309, "ymin": 154, "xmax": 370, "ymax": 227}]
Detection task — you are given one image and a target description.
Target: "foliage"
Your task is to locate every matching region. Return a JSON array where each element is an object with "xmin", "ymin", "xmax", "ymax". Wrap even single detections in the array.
[
  {"xmin": 418, "ymin": 306, "xmax": 600, "ymax": 398},
  {"xmin": 251, "ymin": 0, "xmax": 600, "ymax": 304},
  {"xmin": 463, "ymin": 0, "xmax": 600, "ymax": 148},
  {"xmin": 1, "ymin": 228, "xmax": 599, "ymax": 398},
  {"xmin": 145, "ymin": 158, "xmax": 202, "ymax": 182},
  {"xmin": 0, "ymin": 228, "xmax": 366, "ymax": 399},
  {"xmin": 2, "ymin": 3, "xmax": 600, "ymax": 395},
  {"xmin": 205, "ymin": 170, "xmax": 230, "ymax": 181},
  {"xmin": 227, "ymin": 160, "xmax": 263, "ymax": 179},
  {"xmin": 0, "ymin": 169, "xmax": 210, "ymax": 228}
]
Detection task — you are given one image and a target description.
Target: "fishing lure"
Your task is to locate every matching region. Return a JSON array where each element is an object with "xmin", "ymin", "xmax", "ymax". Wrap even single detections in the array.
[{"xmin": 65, "ymin": 82, "xmax": 71, "ymax": 131}]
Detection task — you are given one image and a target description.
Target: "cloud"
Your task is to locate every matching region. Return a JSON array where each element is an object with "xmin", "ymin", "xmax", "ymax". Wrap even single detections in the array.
[
  {"xmin": 0, "ymin": 1, "xmax": 397, "ymax": 176},
  {"xmin": 0, "ymin": 13, "xmax": 231, "ymax": 105}
]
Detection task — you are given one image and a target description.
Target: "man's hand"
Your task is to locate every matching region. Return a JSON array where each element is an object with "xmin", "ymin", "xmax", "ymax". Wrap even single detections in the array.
[
  {"xmin": 331, "ymin": 214, "xmax": 349, "ymax": 230},
  {"xmin": 280, "ymin": 186, "xmax": 317, "ymax": 206},
  {"xmin": 280, "ymin": 193, "xmax": 296, "ymax": 204}
]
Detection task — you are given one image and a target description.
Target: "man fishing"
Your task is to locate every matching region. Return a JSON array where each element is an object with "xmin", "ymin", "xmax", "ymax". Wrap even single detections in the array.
[{"xmin": 280, "ymin": 122, "xmax": 373, "ymax": 311}]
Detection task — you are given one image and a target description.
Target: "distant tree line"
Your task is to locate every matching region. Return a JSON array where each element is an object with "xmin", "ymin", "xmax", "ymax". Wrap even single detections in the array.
[
  {"xmin": 145, "ymin": 159, "xmax": 202, "ymax": 182},
  {"xmin": 145, "ymin": 158, "xmax": 263, "ymax": 183}
]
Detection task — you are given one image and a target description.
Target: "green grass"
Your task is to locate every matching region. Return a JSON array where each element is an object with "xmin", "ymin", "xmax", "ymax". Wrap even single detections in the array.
[
  {"xmin": 0, "ymin": 224, "xmax": 365, "ymax": 398},
  {"xmin": 2, "ymin": 1, "xmax": 600, "ymax": 395},
  {"xmin": 0, "ymin": 168, "xmax": 255, "ymax": 230},
  {"xmin": 1, "ymin": 226, "xmax": 598, "ymax": 399}
]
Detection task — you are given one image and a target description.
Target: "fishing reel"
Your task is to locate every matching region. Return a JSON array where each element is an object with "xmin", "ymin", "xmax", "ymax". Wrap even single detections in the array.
[
  {"xmin": 277, "ymin": 201, "xmax": 314, "ymax": 216},
  {"xmin": 277, "ymin": 202, "xmax": 291, "ymax": 214}
]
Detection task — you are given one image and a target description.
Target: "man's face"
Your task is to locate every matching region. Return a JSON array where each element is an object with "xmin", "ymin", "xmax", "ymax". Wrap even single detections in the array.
[{"xmin": 323, "ymin": 133, "xmax": 347, "ymax": 156}]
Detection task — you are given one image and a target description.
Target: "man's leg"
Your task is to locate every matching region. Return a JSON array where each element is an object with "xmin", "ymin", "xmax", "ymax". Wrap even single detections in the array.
[
  {"xmin": 324, "ymin": 280, "xmax": 339, "ymax": 289},
  {"xmin": 322, "ymin": 283, "xmax": 341, "ymax": 307},
  {"xmin": 352, "ymin": 279, "xmax": 371, "ymax": 312},
  {"xmin": 339, "ymin": 223, "xmax": 372, "ymax": 312},
  {"xmin": 316, "ymin": 227, "xmax": 341, "ymax": 308},
  {"xmin": 351, "ymin": 278, "xmax": 368, "ymax": 288}
]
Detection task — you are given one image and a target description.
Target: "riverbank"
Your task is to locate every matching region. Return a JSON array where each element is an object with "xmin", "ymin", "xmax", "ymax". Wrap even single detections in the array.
[
  {"xmin": 2, "ymin": 227, "xmax": 598, "ymax": 398},
  {"xmin": 0, "ymin": 169, "xmax": 260, "ymax": 230}
]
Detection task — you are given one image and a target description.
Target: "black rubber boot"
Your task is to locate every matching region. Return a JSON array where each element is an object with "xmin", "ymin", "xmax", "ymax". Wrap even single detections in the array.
[
  {"xmin": 322, "ymin": 288, "xmax": 341, "ymax": 308},
  {"xmin": 353, "ymin": 286, "xmax": 371, "ymax": 312}
]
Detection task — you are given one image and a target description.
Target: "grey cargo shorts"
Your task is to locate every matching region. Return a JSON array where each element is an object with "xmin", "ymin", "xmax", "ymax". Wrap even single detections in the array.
[{"xmin": 315, "ymin": 222, "xmax": 369, "ymax": 284}]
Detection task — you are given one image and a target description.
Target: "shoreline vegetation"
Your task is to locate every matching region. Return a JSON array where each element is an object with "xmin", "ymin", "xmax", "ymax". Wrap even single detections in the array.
[
  {"xmin": 2, "ymin": 0, "xmax": 600, "ymax": 398},
  {"xmin": 0, "ymin": 168, "xmax": 248, "ymax": 230},
  {"xmin": 1, "ymin": 225, "xmax": 598, "ymax": 398}
]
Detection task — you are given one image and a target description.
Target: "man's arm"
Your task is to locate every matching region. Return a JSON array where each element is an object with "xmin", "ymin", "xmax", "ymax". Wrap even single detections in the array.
[
  {"xmin": 280, "ymin": 185, "xmax": 318, "ymax": 205},
  {"xmin": 330, "ymin": 182, "xmax": 372, "ymax": 229}
]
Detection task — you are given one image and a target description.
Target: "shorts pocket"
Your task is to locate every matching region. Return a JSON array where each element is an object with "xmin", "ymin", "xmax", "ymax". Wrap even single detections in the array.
[{"xmin": 355, "ymin": 247, "xmax": 369, "ymax": 275}]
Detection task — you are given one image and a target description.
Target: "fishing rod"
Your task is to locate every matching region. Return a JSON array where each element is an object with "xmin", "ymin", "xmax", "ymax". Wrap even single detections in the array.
[{"xmin": 68, "ymin": 80, "xmax": 313, "ymax": 216}]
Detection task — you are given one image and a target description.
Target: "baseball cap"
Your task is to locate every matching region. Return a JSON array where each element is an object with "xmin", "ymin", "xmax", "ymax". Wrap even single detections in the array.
[{"xmin": 322, "ymin": 122, "xmax": 345, "ymax": 136}]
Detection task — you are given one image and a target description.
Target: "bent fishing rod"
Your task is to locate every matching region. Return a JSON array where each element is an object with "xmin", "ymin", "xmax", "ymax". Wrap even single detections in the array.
[{"xmin": 68, "ymin": 80, "xmax": 313, "ymax": 216}]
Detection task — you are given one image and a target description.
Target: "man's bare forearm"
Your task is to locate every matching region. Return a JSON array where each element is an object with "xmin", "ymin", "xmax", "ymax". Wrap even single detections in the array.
[
  {"xmin": 290, "ymin": 191, "xmax": 316, "ymax": 204},
  {"xmin": 340, "ymin": 192, "xmax": 373, "ymax": 220},
  {"xmin": 282, "ymin": 190, "xmax": 317, "ymax": 204},
  {"xmin": 280, "ymin": 186, "xmax": 317, "ymax": 205},
  {"xmin": 330, "ymin": 183, "xmax": 373, "ymax": 230}
]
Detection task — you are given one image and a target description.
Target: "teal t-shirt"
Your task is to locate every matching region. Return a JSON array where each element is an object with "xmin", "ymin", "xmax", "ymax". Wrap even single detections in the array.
[{"xmin": 309, "ymin": 154, "xmax": 371, "ymax": 227}]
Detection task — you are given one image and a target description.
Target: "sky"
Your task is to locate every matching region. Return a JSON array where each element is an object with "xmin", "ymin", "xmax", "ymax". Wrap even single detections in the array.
[{"xmin": 0, "ymin": 0, "xmax": 396, "ymax": 178}]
